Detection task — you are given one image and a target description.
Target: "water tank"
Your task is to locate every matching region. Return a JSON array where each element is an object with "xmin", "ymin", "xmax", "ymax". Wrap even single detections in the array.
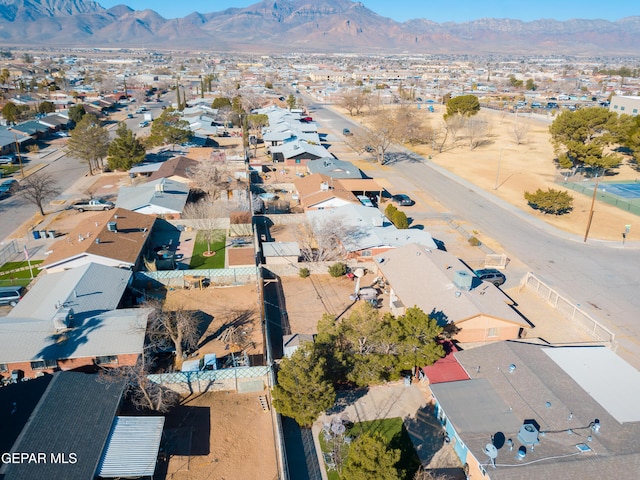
[{"xmin": 453, "ymin": 270, "xmax": 473, "ymax": 291}]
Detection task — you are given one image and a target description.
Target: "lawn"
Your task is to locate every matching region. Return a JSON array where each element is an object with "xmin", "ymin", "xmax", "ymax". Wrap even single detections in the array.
[
  {"xmin": 319, "ymin": 417, "xmax": 421, "ymax": 480},
  {"xmin": 0, "ymin": 260, "xmax": 42, "ymax": 287},
  {"xmin": 189, "ymin": 231, "xmax": 227, "ymax": 269}
]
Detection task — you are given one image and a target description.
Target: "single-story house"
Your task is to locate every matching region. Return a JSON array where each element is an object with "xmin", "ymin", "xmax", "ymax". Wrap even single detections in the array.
[
  {"xmin": 116, "ymin": 178, "xmax": 190, "ymax": 217},
  {"xmin": 373, "ymin": 243, "xmax": 530, "ymax": 343},
  {"xmin": 147, "ymin": 155, "xmax": 199, "ymax": 184},
  {"xmin": 270, "ymin": 139, "xmax": 330, "ymax": 166},
  {"xmin": 306, "ymin": 205, "xmax": 437, "ymax": 260},
  {"xmin": 306, "ymin": 157, "xmax": 366, "ymax": 179},
  {"xmin": 0, "ymin": 371, "xmax": 164, "ymax": 480},
  {"xmin": 41, "ymin": 208, "xmax": 155, "ymax": 273},
  {"xmin": 431, "ymin": 342, "xmax": 640, "ymax": 480}
]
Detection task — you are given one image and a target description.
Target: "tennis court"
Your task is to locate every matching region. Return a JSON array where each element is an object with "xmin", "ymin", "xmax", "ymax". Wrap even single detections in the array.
[{"xmin": 600, "ymin": 182, "xmax": 640, "ymax": 199}]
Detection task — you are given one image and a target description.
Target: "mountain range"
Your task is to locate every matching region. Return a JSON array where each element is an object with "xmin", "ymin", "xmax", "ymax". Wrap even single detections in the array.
[{"xmin": 0, "ymin": 0, "xmax": 638, "ymax": 55}]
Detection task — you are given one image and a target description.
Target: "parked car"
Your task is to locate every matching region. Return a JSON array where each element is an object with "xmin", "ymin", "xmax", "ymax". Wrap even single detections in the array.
[
  {"xmin": 138, "ymin": 121, "xmax": 149, "ymax": 128},
  {"xmin": 0, "ymin": 155, "xmax": 16, "ymax": 165},
  {"xmin": 72, "ymin": 199, "xmax": 115, "ymax": 212},
  {"xmin": 0, "ymin": 286, "xmax": 25, "ymax": 306},
  {"xmin": 356, "ymin": 195, "xmax": 374, "ymax": 207},
  {"xmin": 474, "ymin": 268, "xmax": 506, "ymax": 287},
  {"xmin": 0, "ymin": 179, "xmax": 18, "ymax": 196},
  {"xmin": 127, "ymin": 113, "xmax": 134, "ymax": 119},
  {"xmin": 342, "ymin": 128, "xmax": 353, "ymax": 136},
  {"xmin": 391, "ymin": 194, "xmax": 414, "ymax": 206}
]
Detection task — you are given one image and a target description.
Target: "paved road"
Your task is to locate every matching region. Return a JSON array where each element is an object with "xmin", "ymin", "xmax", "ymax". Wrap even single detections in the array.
[{"xmin": 309, "ymin": 101, "xmax": 640, "ymax": 368}]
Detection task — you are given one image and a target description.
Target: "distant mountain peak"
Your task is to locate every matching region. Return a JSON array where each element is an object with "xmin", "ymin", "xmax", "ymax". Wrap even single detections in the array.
[{"xmin": 0, "ymin": 0, "xmax": 636, "ymax": 55}]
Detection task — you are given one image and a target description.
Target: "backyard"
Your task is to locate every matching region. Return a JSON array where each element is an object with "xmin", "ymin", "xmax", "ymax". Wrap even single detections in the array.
[{"xmin": 188, "ymin": 230, "xmax": 226, "ymax": 269}]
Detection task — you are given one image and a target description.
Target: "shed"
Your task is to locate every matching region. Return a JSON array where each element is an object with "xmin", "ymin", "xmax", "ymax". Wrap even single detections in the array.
[
  {"xmin": 283, "ymin": 333, "xmax": 315, "ymax": 358},
  {"xmin": 262, "ymin": 242, "xmax": 301, "ymax": 265}
]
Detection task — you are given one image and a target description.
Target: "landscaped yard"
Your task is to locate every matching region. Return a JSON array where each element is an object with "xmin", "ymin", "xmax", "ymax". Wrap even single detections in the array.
[
  {"xmin": 319, "ymin": 417, "xmax": 421, "ymax": 480},
  {"xmin": 0, "ymin": 260, "xmax": 42, "ymax": 287},
  {"xmin": 188, "ymin": 231, "xmax": 226, "ymax": 269}
]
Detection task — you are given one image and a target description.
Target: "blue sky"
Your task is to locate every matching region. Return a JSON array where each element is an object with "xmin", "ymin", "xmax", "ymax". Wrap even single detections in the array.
[{"xmin": 101, "ymin": 0, "xmax": 636, "ymax": 23}]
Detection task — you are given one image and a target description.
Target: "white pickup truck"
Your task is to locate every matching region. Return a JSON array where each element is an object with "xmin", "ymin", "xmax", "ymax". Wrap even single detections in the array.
[{"xmin": 72, "ymin": 199, "xmax": 115, "ymax": 212}]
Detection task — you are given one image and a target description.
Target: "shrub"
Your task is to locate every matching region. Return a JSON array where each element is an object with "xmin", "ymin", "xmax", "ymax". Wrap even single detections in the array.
[
  {"xmin": 524, "ymin": 188, "xmax": 573, "ymax": 215},
  {"xmin": 298, "ymin": 267, "xmax": 310, "ymax": 278},
  {"xmin": 328, "ymin": 262, "xmax": 347, "ymax": 277},
  {"xmin": 394, "ymin": 210, "xmax": 409, "ymax": 229}
]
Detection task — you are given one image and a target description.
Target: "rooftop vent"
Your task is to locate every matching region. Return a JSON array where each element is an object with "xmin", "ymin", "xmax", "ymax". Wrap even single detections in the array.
[
  {"xmin": 372, "ymin": 215, "xmax": 383, "ymax": 227},
  {"xmin": 53, "ymin": 307, "xmax": 74, "ymax": 331},
  {"xmin": 453, "ymin": 270, "xmax": 473, "ymax": 291},
  {"xmin": 517, "ymin": 421, "xmax": 540, "ymax": 446},
  {"xmin": 320, "ymin": 182, "xmax": 330, "ymax": 191},
  {"xmin": 107, "ymin": 221, "xmax": 117, "ymax": 232}
]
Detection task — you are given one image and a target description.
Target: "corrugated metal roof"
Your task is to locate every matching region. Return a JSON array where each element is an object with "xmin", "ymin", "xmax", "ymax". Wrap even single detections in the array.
[{"xmin": 98, "ymin": 416, "xmax": 165, "ymax": 478}]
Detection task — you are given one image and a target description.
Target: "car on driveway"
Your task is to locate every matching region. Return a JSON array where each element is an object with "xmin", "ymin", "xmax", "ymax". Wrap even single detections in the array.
[
  {"xmin": 474, "ymin": 268, "xmax": 506, "ymax": 287},
  {"xmin": 356, "ymin": 195, "xmax": 374, "ymax": 207},
  {"xmin": 0, "ymin": 155, "xmax": 16, "ymax": 165},
  {"xmin": 391, "ymin": 194, "xmax": 414, "ymax": 206},
  {"xmin": 342, "ymin": 128, "xmax": 353, "ymax": 136}
]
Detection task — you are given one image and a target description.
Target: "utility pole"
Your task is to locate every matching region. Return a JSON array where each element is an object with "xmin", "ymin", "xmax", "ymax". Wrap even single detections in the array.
[{"xmin": 583, "ymin": 173, "xmax": 601, "ymax": 242}]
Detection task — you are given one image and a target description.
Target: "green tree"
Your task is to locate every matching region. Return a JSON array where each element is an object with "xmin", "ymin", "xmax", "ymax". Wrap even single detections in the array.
[
  {"xmin": 67, "ymin": 114, "xmax": 110, "ymax": 175},
  {"xmin": 68, "ymin": 104, "xmax": 86, "ymax": 124},
  {"xmin": 342, "ymin": 432, "xmax": 401, "ymax": 480},
  {"xmin": 393, "ymin": 307, "xmax": 444, "ymax": 372},
  {"xmin": 211, "ymin": 97, "xmax": 231, "ymax": 109},
  {"xmin": 525, "ymin": 78, "xmax": 537, "ymax": 91},
  {"xmin": 2, "ymin": 102, "xmax": 19, "ymax": 123},
  {"xmin": 524, "ymin": 188, "xmax": 574, "ymax": 215},
  {"xmin": 445, "ymin": 95, "xmax": 480, "ymax": 119},
  {"xmin": 247, "ymin": 113, "xmax": 269, "ymax": 156},
  {"xmin": 145, "ymin": 108, "xmax": 192, "ymax": 149},
  {"xmin": 384, "ymin": 204, "xmax": 408, "ymax": 228},
  {"xmin": 38, "ymin": 101, "xmax": 56, "ymax": 114},
  {"xmin": 549, "ymin": 108, "xmax": 623, "ymax": 170},
  {"xmin": 271, "ymin": 344, "xmax": 335, "ymax": 427},
  {"xmin": 286, "ymin": 94, "xmax": 297, "ymax": 110},
  {"xmin": 107, "ymin": 122, "xmax": 146, "ymax": 171}
]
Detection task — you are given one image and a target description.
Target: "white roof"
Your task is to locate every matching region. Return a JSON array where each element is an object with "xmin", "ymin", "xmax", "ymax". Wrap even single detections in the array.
[
  {"xmin": 263, "ymin": 242, "xmax": 301, "ymax": 257},
  {"xmin": 544, "ymin": 347, "xmax": 640, "ymax": 423},
  {"xmin": 306, "ymin": 204, "xmax": 437, "ymax": 252},
  {"xmin": 98, "ymin": 416, "xmax": 165, "ymax": 478}
]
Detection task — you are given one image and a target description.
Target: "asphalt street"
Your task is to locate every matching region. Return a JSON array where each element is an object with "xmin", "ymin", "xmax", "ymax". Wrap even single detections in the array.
[{"xmin": 309, "ymin": 100, "xmax": 640, "ymax": 368}]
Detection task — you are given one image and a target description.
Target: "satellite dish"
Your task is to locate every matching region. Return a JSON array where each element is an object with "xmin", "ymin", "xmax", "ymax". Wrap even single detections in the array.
[
  {"xmin": 353, "ymin": 268, "xmax": 365, "ymax": 278},
  {"xmin": 484, "ymin": 443, "xmax": 498, "ymax": 459}
]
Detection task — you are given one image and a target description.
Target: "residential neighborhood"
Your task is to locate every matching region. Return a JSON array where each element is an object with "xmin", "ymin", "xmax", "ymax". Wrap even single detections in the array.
[{"xmin": 0, "ymin": 47, "xmax": 639, "ymax": 480}]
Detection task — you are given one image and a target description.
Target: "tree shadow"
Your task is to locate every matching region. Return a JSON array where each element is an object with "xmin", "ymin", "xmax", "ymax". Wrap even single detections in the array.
[
  {"xmin": 36, "ymin": 312, "xmax": 107, "ymax": 362},
  {"xmin": 326, "ymin": 387, "xmax": 370, "ymax": 415},
  {"xmin": 197, "ymin": 308, "xmax": 254, "ymax": 349}
]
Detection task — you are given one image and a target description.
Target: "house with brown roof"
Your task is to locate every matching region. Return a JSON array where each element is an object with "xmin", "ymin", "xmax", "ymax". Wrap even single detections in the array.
[
  {"xmin": 147, "ymin": 155, "xmax": 198, "ymax": 184},
  {"xmin": 374, "ymin": 243, "xmax": 530, "ymax": 344},
  {"xmin": 294, "ymin": 173, "xmax": 383, "ymax": 210},
  {"xmin": 41, "ymin": 208, "xmax": 155, "ymax": 273}
]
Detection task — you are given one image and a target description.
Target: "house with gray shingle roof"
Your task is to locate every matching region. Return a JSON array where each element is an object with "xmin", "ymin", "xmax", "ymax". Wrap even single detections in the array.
[
  {"xmin": 373, "ymin": 243, "xmax": 529, "ymax": 343},
  {"xmin": 0, "ymin": 263, "xmax": 149, "ymax": 380},
  {"xmin": 116, "ymin": 178, "xmax": 189, "ymax": 217},
  {"xmin": 431, "ymin": 341, "xmax": 640, "ymax": 480}
]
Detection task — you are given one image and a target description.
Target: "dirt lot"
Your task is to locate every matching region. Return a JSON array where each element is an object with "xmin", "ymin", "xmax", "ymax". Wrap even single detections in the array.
[
  {"xmin": 161, "ymin": 390, "xmax": 277, "ymax": 480},
  {"xmin": 163, "ymin": 284, "xmax": 263, "ymax": 365}
]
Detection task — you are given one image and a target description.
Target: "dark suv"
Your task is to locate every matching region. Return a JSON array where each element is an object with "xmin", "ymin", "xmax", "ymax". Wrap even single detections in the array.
[{"xmin": 474, "ymin": 268, "xmax": 506, "ymax": 287}]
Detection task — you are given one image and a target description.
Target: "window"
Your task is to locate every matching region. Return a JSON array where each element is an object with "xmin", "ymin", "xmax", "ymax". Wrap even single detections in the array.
[
  {"xmin": 30, "ymin": 359, "xmax": 58, "ymax": 370},
  {"xmin": 487, "ymin": 327, "xmax": 498, "ymax": 338},
  {"xmin": 621, "ymin": 106, "xmax": 626, "ymax": 111},
  {"xmin": 360, "ymin": 250, "xmax": 372, "ymax": 257},
  {"xmin": 0, "ymin": 363, "xmax": 7, "ymax": 373},
  {"xmin": 95, "ymin": 355, "xmax": 118, "ymax": 365}
]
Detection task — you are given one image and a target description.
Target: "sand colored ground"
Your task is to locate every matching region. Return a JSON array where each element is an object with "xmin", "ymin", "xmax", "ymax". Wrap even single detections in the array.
[
  {"xmin": 336, "ymin": 104, "xmax": 639, "ymax": 242},
  {"xmin": 162, "ymin": 391, "xmax": 277, "ymax": 480}
]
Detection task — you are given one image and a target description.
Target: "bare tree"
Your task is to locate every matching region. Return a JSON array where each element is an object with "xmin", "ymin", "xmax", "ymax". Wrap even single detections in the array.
[
  {"xmin": 145, "ymin": 299, "xmax": 202, "ymax": 362},
  {"xmin": 100, "ymin": 352, "xmax": 180, "ymax": 412},
  {"xmin": 182, "ymin": 199, "xmax": 230, "ymax": 256},
  {"xmin": 443, "ymin": 113, "xmax": 466, "ymax": 148},
  {"xmin": 339, "ymin": 89, "xmax": 368, "ymax": 116},
  {"xmin": 20, "ymin": 171, "xmax": 62, "ymax": 215},
  {"xmin": 295, "ymin": 216, "xmax": 366, "ymax": 261},
  {"xmin": 464, "ymin": 116, "xmax": 490, "ymax": 150},
  {"xmin": 509, "ymin": 119, "xmax": 531, "ymax": 145},
  {"xmin": 187, "ymin": 160, "xmax": 239, "ymax": 199}
]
